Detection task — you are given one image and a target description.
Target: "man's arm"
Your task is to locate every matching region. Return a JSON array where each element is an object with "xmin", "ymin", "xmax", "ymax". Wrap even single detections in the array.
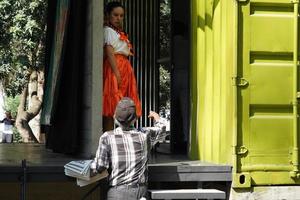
[
  {"xmin": 90, "ymin": 133, "xmax": 109, "ymax": 174},
  {"xmin": 143, "ymin": 111, "xmax": 167, "ymax": 149}
]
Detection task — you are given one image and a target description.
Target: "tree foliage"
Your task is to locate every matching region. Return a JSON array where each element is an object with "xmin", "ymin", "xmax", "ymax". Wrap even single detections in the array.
[
  {"xmin": 159, "ymin": 0, "xmax": 171, "ymax": 59},
  {"xmin": 0, "ymin": 0, "xmax": 47, "ymax": 97},
  {"xmin": 159, "ymin": 66, "xmax": 171, "ymax": 113},
  {"xmin": 159, "ymin": 0, "xmax": 171, "ymax": 111},
  {"xmin": 3, "ymin": 95, "xmax": 20, "ymax": 118}
]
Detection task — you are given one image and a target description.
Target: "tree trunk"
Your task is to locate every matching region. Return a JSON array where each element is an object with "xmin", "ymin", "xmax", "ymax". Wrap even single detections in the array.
[
  {"xmin": 0, "ymin": 82, "xmax": 5, "ymax": 143},
  {"xmin": 28, "ymin": 71, "xmax": 44, "ymax": 143},
  {"xmin": 15, "ymin": 71, "xmax": 42, "ymax": 143},
  {"xmin": 0, "ymin": 82, "xmax": 5, "ymax": 119}
]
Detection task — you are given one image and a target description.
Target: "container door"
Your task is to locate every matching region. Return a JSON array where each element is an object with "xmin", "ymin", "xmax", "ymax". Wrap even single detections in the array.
[{"xmin": 236, "ymin": 0, "xmax": 299, "ymax": 186}]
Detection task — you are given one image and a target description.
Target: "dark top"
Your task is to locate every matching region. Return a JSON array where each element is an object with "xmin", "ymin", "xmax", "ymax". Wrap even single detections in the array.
[{"xmin": 0, "ymin": 118, "xmax": 15, "ymax": 125}]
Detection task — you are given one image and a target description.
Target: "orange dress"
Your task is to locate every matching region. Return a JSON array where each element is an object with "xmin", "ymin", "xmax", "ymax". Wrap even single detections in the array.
[{"xmin": 102, "ymin": 26, "xmax": 142, "ymax": 117}]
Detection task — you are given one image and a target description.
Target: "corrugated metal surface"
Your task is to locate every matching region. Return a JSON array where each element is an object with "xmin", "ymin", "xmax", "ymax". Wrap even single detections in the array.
[
  {"xmin": 191, "ymin": 0, "xmax": 300, "ymax": 187},
  {"xmin": 190, "ymin": 0, "xmax": 235, "ymax": 163},
  {"xmin": 105, "ymin": 0, "xmax": 159, "ymax": 127}
]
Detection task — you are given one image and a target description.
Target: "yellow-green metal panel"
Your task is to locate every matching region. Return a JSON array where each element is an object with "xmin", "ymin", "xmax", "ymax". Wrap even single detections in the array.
[
  {"xmin": 235, "ymin": 0, "xmax": 300, "ymax": 187},
  {"xmin": 190, "ymin": 0, "xmax": 235, "ymax": 164},
  {"xmin": 190, "ymin": 0, "xmax": 300, "ymax": 187},
  {"xmin": 190, "ymin": 0, "xmax": 201, "ymax": 160}
]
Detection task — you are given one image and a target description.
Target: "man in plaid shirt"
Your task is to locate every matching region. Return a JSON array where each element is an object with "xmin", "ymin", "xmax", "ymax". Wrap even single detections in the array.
[{"xmin": 91, "ymin": 97, "xmax": 167, "ymax": 200}]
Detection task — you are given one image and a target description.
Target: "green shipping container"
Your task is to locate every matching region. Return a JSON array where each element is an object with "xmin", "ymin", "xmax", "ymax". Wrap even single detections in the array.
[{"xmin": 190, "ymin": 0, "xmax": 300, "ymax": 187}]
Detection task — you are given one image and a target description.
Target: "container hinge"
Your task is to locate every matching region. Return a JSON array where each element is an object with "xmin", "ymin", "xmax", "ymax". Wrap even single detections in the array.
[
  {"xmin": 232, "ymin": 76, "xmax": 249, "ymax": 87},
  {"xmin": 237, "ymin": 146, "xmax": 248, "ymax": 155},
  {"xmin": 296, "ymin": 92, "xmax": 300, "ymax": 99},
  {"xmin": 291, "ymin": 0, "xmax": 299, "ymax": 4}
]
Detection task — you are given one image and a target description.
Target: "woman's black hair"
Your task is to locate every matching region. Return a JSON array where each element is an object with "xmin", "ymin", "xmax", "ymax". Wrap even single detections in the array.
[{"xmin": 105, "ymin": 1, "xmax": 124, "ymax": 15}]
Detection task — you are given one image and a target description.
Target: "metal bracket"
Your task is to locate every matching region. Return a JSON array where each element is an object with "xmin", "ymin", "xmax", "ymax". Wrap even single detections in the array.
[
  {"xmin": 232, "ymin": 77, "xmax": 249, "ymax": 87},
  {"xmin": 20, "ymin": 159, "xmax": 27, "ymax": 200},
  {"xmin": 237, "ymin": 146, "xmax": 248, "ymax": 155},
  {"xmin": 232, "ymin": 173, "xmax": 251, "ymax": 188},
  {"xmin": 236, "ymin": 0, "xmax": 249, "ymax": 2}
]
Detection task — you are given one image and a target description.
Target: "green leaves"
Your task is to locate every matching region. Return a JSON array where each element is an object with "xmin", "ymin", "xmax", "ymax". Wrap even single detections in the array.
[
  {"xmin": 159, "ymin": 0, "xmax": 171, "ymax": 58},
  {"xmin": 159, "ymin": 0, "xmax": 171, "ymax": 111},
  {"xmin": 159, "ymin": 66, "xmax": 171, "ymax": 111},
  {"xmin": 0, "ymin": 0, "xmax": 47, "ymax": 97}
]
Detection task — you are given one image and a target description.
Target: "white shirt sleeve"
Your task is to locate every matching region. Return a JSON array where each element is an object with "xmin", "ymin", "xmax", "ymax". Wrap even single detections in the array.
[
  {"xmin": 142, "ymin": 118, "xmax": 167, "ymax": 148},
  {"xmin": 103, "ymin": 26, "xmax": 131, "ymax": 56},
  {"xmin": 104, "ymin": 27, "xmax": 119, "ymax": 47}
]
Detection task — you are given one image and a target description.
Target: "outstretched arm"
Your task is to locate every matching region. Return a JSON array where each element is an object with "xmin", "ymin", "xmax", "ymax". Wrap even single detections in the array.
[{"xmin": 143, "ymin": 111, "xmax": 167, "ymax": 149}]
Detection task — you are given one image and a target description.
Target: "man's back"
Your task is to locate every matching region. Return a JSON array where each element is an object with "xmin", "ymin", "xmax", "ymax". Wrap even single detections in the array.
[
  {"xmin": 98, "ymin": 127, "xmax": 150, "ymax": 186},
  {"xmin": 91, "ymin": 96, "xmax": 166, "ymax": 200}
]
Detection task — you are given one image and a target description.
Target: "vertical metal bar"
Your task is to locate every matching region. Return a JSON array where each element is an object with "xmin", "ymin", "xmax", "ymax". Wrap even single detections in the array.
[
  {"xmin": 152, "ymin": 0, "xmax": 157, "ymax": 115},
  {"xmin": 150, "ymin": 0, "xmax": 154, "ymax": 122},
  {"xmin": 142, "ymin": 0, "xmax": 145, "ymax": 126},
  {"xmin": 152, "ymin": 0, "xmax": 156, "ymax": 114},
  {"xmin": 121, "ymin": 0, "xmax": 159, "ymax": 128},
  {"xmin": 136, "ymin": 0, "xmax": 141, "ymax": 127},
  {"xmin": 151, "ymin": 0, "xmax": 155, "ymax": 114},
  {"xmin": 232, "ymin": 0, "xmax": 239, "ymax": 175},
  {"xmin": 145, "ymin": 0, "xmax": 149, "ymax": 126},
  {"xmin": 21, "ymin": 159, "xmax": 27, "ymax": 200},
  {"xmin": 155, "ymin": 0, "xmax": 159, "ymax": 114},
  {"xmin": 291, "ymin": 0, "xmax": 299, "ymax": 178}
]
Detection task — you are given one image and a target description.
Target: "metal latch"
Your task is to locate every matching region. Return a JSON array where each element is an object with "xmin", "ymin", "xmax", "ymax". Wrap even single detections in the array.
[
  {"xmin": 232, "ymin": 77, "xmax": 249, "ymax": 87},
  {"xmin": 237, "ymin": 146, "xmax": 248, "ymax": 155}
]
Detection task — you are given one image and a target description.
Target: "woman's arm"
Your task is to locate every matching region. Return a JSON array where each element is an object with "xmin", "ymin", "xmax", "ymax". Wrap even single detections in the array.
[{"xmin": 105, "ymin": 45, "xmax": 121, "ymax": 86}]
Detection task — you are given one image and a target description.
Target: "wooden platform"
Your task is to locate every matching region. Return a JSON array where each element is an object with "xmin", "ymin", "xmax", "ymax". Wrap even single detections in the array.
[
  {"xmin": 0, "ymin": 143, "xmax": 80, "ymax": 182},
  {"xmin": 0, "ymin": 144, "xmax": 232, "ymax": 183}
]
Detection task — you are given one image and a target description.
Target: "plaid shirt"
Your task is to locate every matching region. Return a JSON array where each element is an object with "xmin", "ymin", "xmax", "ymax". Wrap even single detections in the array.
[{"xmin": 91, "ymin": 119, "xmax": 166, "ymax": 186}]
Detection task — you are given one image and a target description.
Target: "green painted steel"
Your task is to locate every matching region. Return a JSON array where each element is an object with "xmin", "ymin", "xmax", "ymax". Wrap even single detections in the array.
[
  {"xmin": 190, "ymin": 0, "xmax": 235, "ymax": 164},
  {"xmin": 236, "ymin": 0, "xmax": 299, "ymax": 187},
  {"xmin": 190, "ymin": 0, "xmax": 300, "ymax": 187}
]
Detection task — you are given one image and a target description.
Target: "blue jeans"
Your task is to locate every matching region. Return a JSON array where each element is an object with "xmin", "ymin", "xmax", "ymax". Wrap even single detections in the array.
[
  {"xmin": 107, "ymin": 185, "xmax": 148, "ymax": 200},
  {"xmin": 2, "ymin": 133, "xmax": 13, "ymax": 143}
]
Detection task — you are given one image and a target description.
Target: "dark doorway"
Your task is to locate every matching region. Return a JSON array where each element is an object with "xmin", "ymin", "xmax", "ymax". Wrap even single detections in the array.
[{"xmin": 170, "ymin": 0, "xmax": 191, "ymax": 154}]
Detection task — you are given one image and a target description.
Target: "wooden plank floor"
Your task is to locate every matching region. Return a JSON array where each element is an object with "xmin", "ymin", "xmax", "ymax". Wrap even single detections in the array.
[
  {"xmin": 0, "ymin": 143, "xmax": 79, "ymax": 166},
  {"xmin": 0, "ymin": 143, "xmax": 81, "ymax": 182},
  {"xmin": 0, "ymin": 143, "xmax": 232, "ymax": 182}
]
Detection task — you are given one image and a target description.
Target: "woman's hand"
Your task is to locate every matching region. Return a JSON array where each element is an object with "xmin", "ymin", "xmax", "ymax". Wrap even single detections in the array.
[
  {"xmin": 105, "ymin": 45, "xmax": 121, "ymax": 87},
  {"xmin": 115, "ymin": 72, "xmax": 121, "ymax": 87}
]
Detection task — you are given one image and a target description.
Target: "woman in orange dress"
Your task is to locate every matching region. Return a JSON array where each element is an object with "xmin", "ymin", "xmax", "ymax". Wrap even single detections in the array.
[{"xmin": 103, "ymin": 1, "xmax": 142, "ymax": 131}]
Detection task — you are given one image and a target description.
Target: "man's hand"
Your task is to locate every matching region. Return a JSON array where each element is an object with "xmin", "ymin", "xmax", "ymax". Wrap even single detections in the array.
[
  {"xmin": 90, "ymin": 162, "xmax": 98, "ymax": 176},
  {"xmin": 148, "ymin": 111, "xmax": 160, "ymax": 121}
]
